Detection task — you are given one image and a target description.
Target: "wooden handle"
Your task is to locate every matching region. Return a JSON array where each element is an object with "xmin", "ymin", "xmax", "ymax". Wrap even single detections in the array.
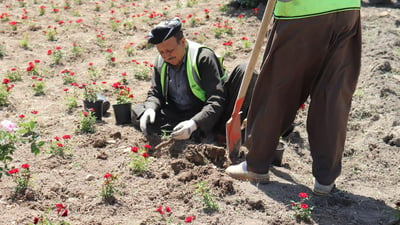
[{"xmin": 231, "ymin": 0, "xmax": 277, "ymax": 112}]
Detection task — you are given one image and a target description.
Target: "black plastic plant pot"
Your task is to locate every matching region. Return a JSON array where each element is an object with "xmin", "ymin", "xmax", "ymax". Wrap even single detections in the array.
[
  {"xmin": 272, "ymin": 141, "xmax": 286, "ymax": 167},
  {"xmin": 83, "ymin": 100, "xmax": 104, "ymax": 120},
  {"xmin": 112, "ymin": 103, "xmax": 132, "ymax": 125}
]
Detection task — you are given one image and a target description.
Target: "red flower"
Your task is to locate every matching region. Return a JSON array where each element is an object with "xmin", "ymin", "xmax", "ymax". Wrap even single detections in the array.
[
  {"xmin": 83, "ymin": 111, "xmax": 89, "ymax": 117},
  {"xmin": 57, "ymin": 143, "xmax": 64, "ymax": 147},
  {"xmin": 298, "ymin": 192, "xmax": 309, "ymax": 198},
  {"xmin": 104, "ymin": 173, "xmax": 112, "ymax": 179},
  {"xmin": 300, "ymin": 104, "xmax": 306, "ymax": 110},
  {"xmin": 47, "ymin": 49, "xmax": 52, "ymax": 55},
  {"xmin": 55, "ymin": 203, "xmax": 65, "ymax": 209},
  {"xmin": 142, "ymin": 152, "xmax": 149, "ymax": 158},
  {"xmin": 88, "ymin": 108, "xmax": 95, "ymax": 112},
  {"xmin": 2, "ymin": 78, "xmax": 10, "ymax": 84},
  {"xmin": 8, "ymin": 21, "xmax": 17, "ymax": 26},
  {"xmin": 33, "ymin": 217, "xmax": 40, "ymax": 224},
  {"xmin": 155, "ymin": 206, "xmax": 166, "ymax": 214},
  {"xmin": 110, "ymin": 57, "xmax": 116, "ymax": 62},
  {"xmin": 131, "ymin": 147, "xmax": 138, "ymax": 153},
  {"xmin": 6, "ymin": 84, "xmax": 14, "ymax": 92},
  {"xmin": 185, "ymin": 216, "xmax": 196, "ymax": 223},
  {"xmin": 8, "ymin": 168, "xmax": 19, "ymax": 174},
  {"xmin": 61, "ymin": 209, "xmax": 68, "ymax": 217},
  {"xmin": 55, "ymin": 46, "xmax": 62, "ymax": 50},
  {"xmin": 21, "ymin": 164, "xmax": 30, "ymax": 169},
  {"xmin": 31, "ymin": 110, "xmax": 38, "ymax": 114},
  {"xmin": 241, "ymin": 37, "xmax": 248, "ymax": 40},
  {"xmin": 63, "ymin": 88, "xmax": 69, "ymax": 92},
  {"xmin": 300, "ymin": 204, "xmax": 309, "ymax": 209},
  {"xmin": 54, "ymin": 136, "xmax": 60, "ymax": 141},
  {"xmin": 222, "ymin": 41, "xmax": 233, "ymax": 46},
  {"xmin": 62, "ymin": 135, "xmax": 71, "ymax": 139},
  {"xmin": 143, "ymin": 144, "xmax": 152, "ymax": 150},
  {"xmin": 106, "ymin": 48, "xmax": 113, "ymax": 53},
  {"xmin": 165, "ymin": 206, "xmax": 172, "ymax": 213},
  {"xmin": 19, "ymin": 114, "xmax": 25, "ymax": 118},
  {"xmin": 112, "ymin": 82, "xmax": 121, "ymax": 88}
]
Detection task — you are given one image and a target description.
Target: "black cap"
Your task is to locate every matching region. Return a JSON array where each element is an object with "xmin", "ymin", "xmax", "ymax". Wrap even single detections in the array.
[{"xmin": 146, "ymin": 17, "xmax": 182, "ymax": 44}]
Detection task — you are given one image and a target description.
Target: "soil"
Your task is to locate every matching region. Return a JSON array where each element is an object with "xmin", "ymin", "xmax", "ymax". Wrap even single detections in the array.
[{"xmin": 0, "ymin": 0, "xmax": 400, "ymax": 225}]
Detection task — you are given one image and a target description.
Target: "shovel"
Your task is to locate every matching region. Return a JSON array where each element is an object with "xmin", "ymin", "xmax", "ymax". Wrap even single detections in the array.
[{"xmin": 226, "ymin": 0, "xmax": 277, "ymax": 157}]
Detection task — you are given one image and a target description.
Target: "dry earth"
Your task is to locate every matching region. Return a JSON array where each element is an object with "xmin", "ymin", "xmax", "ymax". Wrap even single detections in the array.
[{"xmin": 0, "ymin": 0, "xmax": 399, "ymax": 225}]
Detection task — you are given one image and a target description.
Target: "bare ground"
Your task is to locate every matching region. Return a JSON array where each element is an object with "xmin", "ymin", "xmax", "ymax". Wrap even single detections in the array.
[{"xmin": 0, "ymin": 0, "xmax": 399, "ymax": 225}]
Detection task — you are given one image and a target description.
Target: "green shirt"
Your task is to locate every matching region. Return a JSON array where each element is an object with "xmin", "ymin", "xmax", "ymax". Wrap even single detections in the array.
[{"xmin": 274, "ymin": 0, "xmax": 360, "ymax": 19}]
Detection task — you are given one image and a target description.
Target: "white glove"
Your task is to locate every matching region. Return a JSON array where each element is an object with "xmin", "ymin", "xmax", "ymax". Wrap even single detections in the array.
[
  {"xmin": 140, "ymin": 108, "xmax": 156, "ymax": 135},
  {"xmin": 171, "ymin": 119, "xmax": 198, "ymax": 140}
]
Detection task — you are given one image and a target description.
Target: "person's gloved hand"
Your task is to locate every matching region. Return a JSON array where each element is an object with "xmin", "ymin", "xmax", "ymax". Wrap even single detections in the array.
[
  {"xmin": 171, "ymin": 119, "xmax": 197, "ymax": 140},
  {"xmin": 140, "ymin": 108, "xmax": 156, "ymax": 135}
]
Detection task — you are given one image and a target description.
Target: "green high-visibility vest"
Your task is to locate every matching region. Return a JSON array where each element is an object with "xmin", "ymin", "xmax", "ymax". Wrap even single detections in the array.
[
  {"xmin": 156, "ymin": 40, "xmax": 226, "ymax": 102},
  {"xmin": 274, "ymin": 0, "xmax": 360, "ymax": 19}
]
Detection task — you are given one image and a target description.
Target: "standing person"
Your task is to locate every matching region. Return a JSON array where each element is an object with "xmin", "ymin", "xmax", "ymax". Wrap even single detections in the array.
[
  {"xmin": 226, "ymin": 0, "xmax": 362, "ymax": 196},
  {"xmin": 132, "ymin": 17, "xmax": 257, "ymax": 143}
]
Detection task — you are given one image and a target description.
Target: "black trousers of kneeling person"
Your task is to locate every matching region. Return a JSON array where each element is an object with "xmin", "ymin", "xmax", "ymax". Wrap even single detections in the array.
[{"xmin": 131, "ymin": 63, "xmax": 258, "ymax": 141}]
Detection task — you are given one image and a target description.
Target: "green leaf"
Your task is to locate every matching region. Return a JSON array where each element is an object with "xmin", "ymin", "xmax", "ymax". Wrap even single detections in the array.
[{"xmin": 31, "ymin": 142, "xmax": 41, "ymax": 155}]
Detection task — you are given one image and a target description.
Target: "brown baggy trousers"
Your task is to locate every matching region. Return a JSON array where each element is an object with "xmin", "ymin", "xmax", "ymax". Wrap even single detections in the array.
[{"xmin": 245, "ymin": 10, "xmax": 361, "ymax": 185}]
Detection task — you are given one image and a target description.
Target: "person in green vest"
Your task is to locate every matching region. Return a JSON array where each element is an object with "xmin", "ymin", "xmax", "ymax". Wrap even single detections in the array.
[
  {"xmin": 132, "ymin": 17, "xmax": 258, "ymax": 143},
  {"xmin": 226, "ymin": 0, "xmax": 362, "ymax": 196}
]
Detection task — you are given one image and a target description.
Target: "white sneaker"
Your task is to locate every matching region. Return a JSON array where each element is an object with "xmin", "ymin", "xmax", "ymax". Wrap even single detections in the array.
[
  {"xmin": 225, "ymin": 161, "xmax": 269, "ymax": 183},
  {"xmin": 313, "ymin": 178, "xmax": 335, "ymax": 195}
]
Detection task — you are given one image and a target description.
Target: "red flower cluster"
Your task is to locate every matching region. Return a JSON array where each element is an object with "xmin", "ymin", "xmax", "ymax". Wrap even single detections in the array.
[
  {"xmin": 300, "ymin": 203, "xmax": 309, "ymax": 209},
  {"xmin": 21, "ymin": 164, "xmax": 30, "ymax": 169},
  {"xmin": 112, "ymin": 82, "xmax": 133, "ymax": 104},
  {"xmin": 185, "ymin": 216, "xmax": 196, "ymax": 223},
  {"xmin": 55, "ymin": 203, "xmax": 68, "ymax": 217},
  {"xmin": 0, "ymin": 13, "xmax": 10, "ymax": 20},
  {"xmin": 156, "ymin": 205, "xmax": 172, "ymax": 215},
  {"xmin": 8, "ymin": 168, "xmax": 19, "ymax": 174},
  {"xmin": 131, "ymin": 146, "xmax": 138, "ymax": 153},
  {"xmin": 2, "ymin": 78, "xmax": 14, "ymax": 92},
  {"xmin": 26, "ymin": 61, "xmax": 36, "ymax": 72},
  {"xmin": 7, "ymin": 164, "xmax": 30, "ymax": 175},
  {"xmin": 223, "ymin": 40, "xmax": 233, "ymax": 46},
  {"xmin": 298, "ymin": 192, "xmax": 309, "ymax": 198}
]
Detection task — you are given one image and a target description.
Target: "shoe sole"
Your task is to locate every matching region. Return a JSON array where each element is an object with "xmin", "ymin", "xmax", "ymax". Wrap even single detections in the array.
[
  {"xmin": 313, "ymin": 184, "xmax": 335, "ymax": 196},
  {"xmin": 227, "ymin": 172, "xmax": 270, "ymax": 184}
]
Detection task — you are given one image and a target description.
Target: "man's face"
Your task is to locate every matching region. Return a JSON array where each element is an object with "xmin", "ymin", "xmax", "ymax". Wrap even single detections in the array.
[{"xmin": 156, "ymin": 36, "xmax": 186, "ymax": 67}]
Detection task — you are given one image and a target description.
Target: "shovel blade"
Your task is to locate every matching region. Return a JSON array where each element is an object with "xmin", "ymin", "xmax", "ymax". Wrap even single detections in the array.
[{"xmin": 226, "ymin": 113, "xmax": 242, "ymax": 158}]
